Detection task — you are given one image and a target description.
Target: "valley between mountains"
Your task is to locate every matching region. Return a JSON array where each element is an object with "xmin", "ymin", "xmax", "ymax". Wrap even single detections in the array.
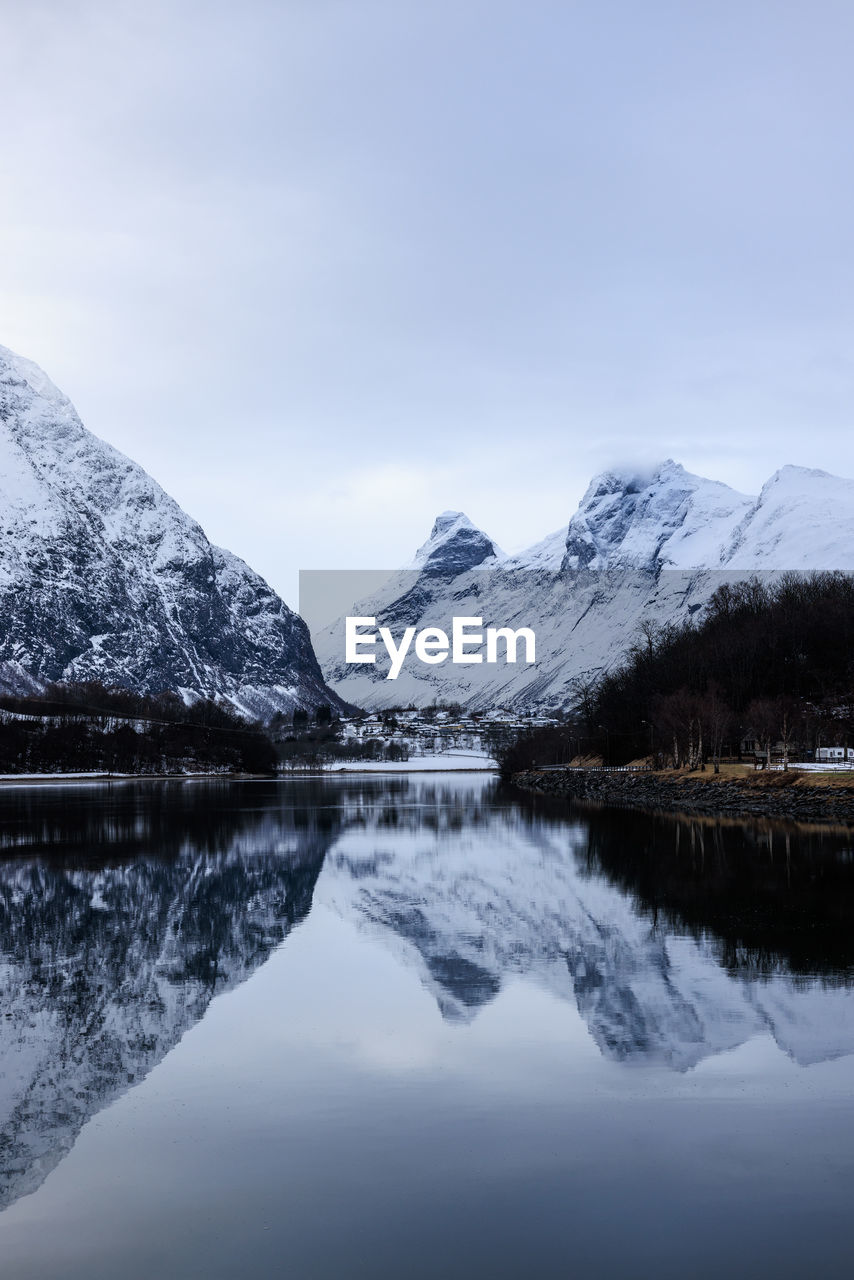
[{"xmin": 3, "ymin": 341, "xmax": 854, "ymax": 717}]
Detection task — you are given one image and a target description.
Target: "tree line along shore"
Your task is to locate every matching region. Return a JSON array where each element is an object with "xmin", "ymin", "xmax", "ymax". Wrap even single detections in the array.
[{"xmin": 499, "ymin": 572, "xmax": 854, "ymax": 779}]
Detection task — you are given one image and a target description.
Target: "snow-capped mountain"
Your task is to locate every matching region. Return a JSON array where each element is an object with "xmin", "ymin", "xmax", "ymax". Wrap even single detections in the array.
[
  {"xmin": 0, "ymin": 343, "xmax": 342, "ymax": 716},
  {"xmin": 559, "ymin": 460, "xmax": 755, "ymax": 572},
  {"xmin": 724, "ymin": 465, "xmax": 854, "ymax": 569},
  {"xmin": 314, "ymin": 460, "xmax": 854, "ymax": 709},
  {"xmin": 411, "ymin": 510, "xmax": 505, "ymax": 574},
  {"xmin": 558, "ymin": 460, "xmax": 854, "ymax": 574}
]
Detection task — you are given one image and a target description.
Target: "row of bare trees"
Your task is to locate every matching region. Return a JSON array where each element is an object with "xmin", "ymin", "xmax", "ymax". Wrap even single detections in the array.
[{"xmin": 650, "ymin": 689, "xmax": 824, "ymax": 771}]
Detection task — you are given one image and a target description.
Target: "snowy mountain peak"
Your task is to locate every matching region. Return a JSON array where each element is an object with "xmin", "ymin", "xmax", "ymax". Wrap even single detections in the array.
[
  {"xmin": 558, "ymin": 458, "xmax": 854, "ymax": 577},
  {"xmin": 763, "ymin": 463, "xmax": 836, "ymax": 486},
  {"xmin": 0, "ymin": 342, "xmax": 341, "ymax": 715},
  {"xmin": 435, "ymin": 508, "xmax": 469, "ymax": 525},
  {"xmin": 724, "ymin": 463, "xmax": 854, "ymax": 570},
  {"xmin": 0, "ymin": 342, "xmax": 72, "ymax": 411},
  {"xmin": 317, "ymin": 455, "xmax": 854, "ymax": 711},
  {"xmin": 561, "ymin": 460, "xmax": 754, "ymax": 573},
  {"xmin": 412, "ymin": 510, "xmax": 504, "ymax": 575}
]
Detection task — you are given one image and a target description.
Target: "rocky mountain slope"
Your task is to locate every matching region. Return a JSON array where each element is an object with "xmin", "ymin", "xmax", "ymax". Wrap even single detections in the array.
[
  {"xmin": 314, "ymin": 460, "xmax": 854, "ymax": 709},
  {"xmin": 411, "ymin": 510, "xmax": 505, "ymax": 574},
  {"xmin": 0, "ymin": 343, "xmax": 342, "ymax": 717}
]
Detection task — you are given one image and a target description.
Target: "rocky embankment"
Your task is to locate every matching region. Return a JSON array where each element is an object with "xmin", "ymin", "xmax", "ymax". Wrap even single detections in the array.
[{"xmin": 513, "ymin": 768, "xmax": 854, "ymax": 826}]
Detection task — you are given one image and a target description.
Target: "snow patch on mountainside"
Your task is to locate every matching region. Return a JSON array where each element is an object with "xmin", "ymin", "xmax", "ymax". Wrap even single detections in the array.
[{"xmin": 506, "ymin": 525, "xmax": 567, "ymax": 571}]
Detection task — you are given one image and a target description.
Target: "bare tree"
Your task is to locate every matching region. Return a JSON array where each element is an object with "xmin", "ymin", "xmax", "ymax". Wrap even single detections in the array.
[
  {"xmin": 569, "ymin": 675, "xmax": 600, "ymax": 734},
  {"xmin": 653, "ymin": 688, "xmax": 705, "ymax": 770},
  {"xmin": 699, "ymin": 684, "xmax": 731, "ymax": 774},
  {"xmin": 746, "ymin": 698, "xmax": 778, "ymax": 770}
]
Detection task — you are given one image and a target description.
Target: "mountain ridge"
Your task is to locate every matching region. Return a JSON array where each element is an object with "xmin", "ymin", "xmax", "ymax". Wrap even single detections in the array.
[
  {"xmin": 314, "ymin": 458, "xmax": 854, "ymax": 709},
  {"xmin": 465, "ymin": 459, "xmax": 854, "ymax": 575},
  {"xmin": 0, "ymin": 343, "xmax": 343, "ymax": 717}
]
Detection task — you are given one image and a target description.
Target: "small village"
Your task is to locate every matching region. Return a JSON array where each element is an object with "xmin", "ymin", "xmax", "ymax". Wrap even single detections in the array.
[{"xmin": 271, "ymin": 703, "xmax": 558, "ymax": 770}]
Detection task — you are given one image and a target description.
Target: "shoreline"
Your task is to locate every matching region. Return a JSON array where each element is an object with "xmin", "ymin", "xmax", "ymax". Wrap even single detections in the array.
[
  {"xmin": 0, "ymin": 763, "xmax": 497, "ymax": 787},
  {"xmin": 512, "ymin": 767, "xmax": 854, "ymax": 827},
  {"xmin": 0, "ymin": 771, "xmax": 260, "ymax": 788}
]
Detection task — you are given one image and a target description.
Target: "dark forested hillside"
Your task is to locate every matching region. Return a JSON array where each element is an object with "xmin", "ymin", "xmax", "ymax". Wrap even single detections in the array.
[
  {"xmin": 500, "ymin": 572, "xmax": 854, "ymax": 773},
  {"xmin": 0, "ymin": 682, "xmax": 276, "ymax": 775}
]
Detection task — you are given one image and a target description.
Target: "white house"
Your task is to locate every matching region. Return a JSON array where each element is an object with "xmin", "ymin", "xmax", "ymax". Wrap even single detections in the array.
[{"xmin": 816, "ymin": 746, "xmax": 854, "ymax": 762}]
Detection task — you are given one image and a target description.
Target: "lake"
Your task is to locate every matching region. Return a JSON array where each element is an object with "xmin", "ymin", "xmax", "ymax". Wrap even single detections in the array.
[{"xmin": 0, "ymin": 775, "xmax": 853, "ymax": 1279}]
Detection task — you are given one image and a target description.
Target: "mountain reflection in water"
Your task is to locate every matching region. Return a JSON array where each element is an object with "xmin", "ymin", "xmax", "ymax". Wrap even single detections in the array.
[{"xmin": 1, "ymin": 775, "xmax": 853, "ymax": 1216}]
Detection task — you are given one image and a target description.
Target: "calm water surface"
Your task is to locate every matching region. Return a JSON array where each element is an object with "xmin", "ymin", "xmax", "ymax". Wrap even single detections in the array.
[{"xmin": 0, "ymin": 775, "xmax": 853, "ymax": 1279}]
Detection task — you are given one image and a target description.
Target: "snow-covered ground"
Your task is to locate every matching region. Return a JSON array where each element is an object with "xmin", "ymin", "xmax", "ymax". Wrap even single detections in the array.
[
  {"xmin": 0, "ymin": 771, "xmax": 115, "ymax": 778},
  {"xmin": 313, "ymin": 750, "xmax": 496, "ymax": 773},
  {"xmin": 777, "ymin": 762, "xmax": 854, "ymax": 772},
  {"xmin": 0, "ymin": 770, "xmax": 238, "ymax": 784}
]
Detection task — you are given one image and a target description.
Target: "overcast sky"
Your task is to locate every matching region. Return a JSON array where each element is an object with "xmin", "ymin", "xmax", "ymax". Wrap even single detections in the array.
[{"xmin": 3, "ymin": 0, "xmax": 854, "ymax": 605}]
